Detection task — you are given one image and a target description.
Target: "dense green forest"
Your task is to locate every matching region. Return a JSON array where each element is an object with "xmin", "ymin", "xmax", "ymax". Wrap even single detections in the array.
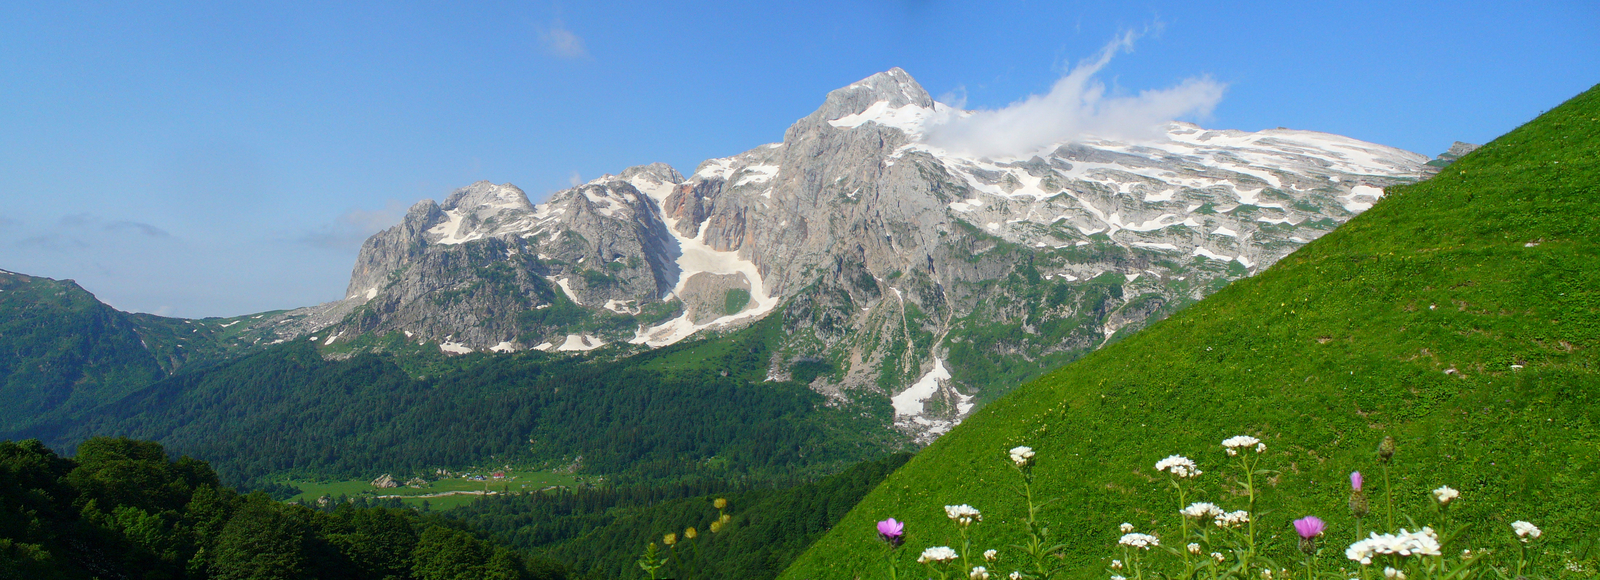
[
  {"xmin": 452, "ymin": 452, "xmax": 911, "ymax": 579},
  {"xmin": 11, "ymin": 315, "xmax": 899, "ymax": 487},
  {"xmin": 0, "ymin": 436, "xmax": 565, "ymax": 579}
]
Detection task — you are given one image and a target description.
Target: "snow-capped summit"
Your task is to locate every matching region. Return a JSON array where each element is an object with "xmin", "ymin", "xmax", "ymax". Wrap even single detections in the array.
[{"xmin": 287, "ymin": 67, "xmax": 1431, "ymax": 442}]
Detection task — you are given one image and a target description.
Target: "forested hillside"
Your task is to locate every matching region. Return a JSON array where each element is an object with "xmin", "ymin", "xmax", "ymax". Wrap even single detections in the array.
[
  {"xmin": 0, "ymin": 436, "xmax": 565, "ymax": 579},
  {"xmin": 453, "ymin": 452, "xmax": 911, "ymax": 579},
  {"xmin": 784, "ymin": 85, "xmax": 1600, "ymax": 578},
  {"xmin": 0, "ymin": 271, "xmax": 288, "ymax": 434},
  {"xmin": 0, "ymin": 273, "xmax": 166, "ymax": 433},
  {"xmin": 13, "ymin": 316, "xmax": 900, "ymax": 487}
]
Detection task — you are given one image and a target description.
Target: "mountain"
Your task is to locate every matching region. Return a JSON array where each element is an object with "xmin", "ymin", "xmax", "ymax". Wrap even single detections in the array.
[
  {"xmin": 267, "ymin": 67, "xmax": 1430, "ymax": 441},
  {"xmin": 780, "ymin": 83, "xmax": 1600, "ymax": 578},
  {"xmin": 0, "ymin": 270, "xmax": 288, "ymax": 432}
]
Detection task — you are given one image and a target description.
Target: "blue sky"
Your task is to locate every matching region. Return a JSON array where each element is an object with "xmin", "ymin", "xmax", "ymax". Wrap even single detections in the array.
[{"xmin": 2, "ymin": 1, "xmax": 1596, "ymax": 317}]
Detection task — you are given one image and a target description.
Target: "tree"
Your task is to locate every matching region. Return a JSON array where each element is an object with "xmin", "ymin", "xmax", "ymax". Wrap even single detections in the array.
[{"xmin": 207, "ymin": 496, "xmax": 310, "ymax": 580}]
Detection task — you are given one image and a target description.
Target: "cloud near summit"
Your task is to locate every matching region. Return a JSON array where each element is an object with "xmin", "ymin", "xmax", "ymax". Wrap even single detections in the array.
[{"xmin": 922, "ymin": 32, "xmax": 1225, "ymax": 159}]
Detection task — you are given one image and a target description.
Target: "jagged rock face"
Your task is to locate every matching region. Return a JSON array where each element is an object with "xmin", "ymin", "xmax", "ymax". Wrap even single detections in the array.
[
  {"xmin": 300, "ymin": 69, "xmax": 1428, "ymax": 441},
  {"xmin": 327, "ymin": 167, "xmax": 688, "ymax": 351}
]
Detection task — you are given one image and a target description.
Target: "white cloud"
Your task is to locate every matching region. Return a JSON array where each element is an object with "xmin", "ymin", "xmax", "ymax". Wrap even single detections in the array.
[
  {"xmin": 540, "ymin": 20, "xmax": 588, "ymax": 59},
  {"xmin": 922, "ymin": 30, "xmax": 1225, "ymax": 159},
  {"xmin": 299, "ymin": 200, "xmax": 409, "ymax": 251},
  {"xmin": 568, "ymin": 171, "xmax": 582, "ymax": 187}
]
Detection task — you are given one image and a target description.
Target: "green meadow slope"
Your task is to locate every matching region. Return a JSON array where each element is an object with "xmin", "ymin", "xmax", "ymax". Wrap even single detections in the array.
[{"xmin": 783, "ymin": 85, "xmax": 1600, "ymax": 578}]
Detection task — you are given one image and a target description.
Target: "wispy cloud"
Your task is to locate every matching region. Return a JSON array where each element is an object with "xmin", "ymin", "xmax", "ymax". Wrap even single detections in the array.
[
  {"xmin": 15, "ymin": 213, "xmax": 171, "ymax": 251},
  {"xmin": 104, "ymin": 220, "xmax": 171, "ymax": 238},
  {"xmin": 922, "ymin": 30, "xmax": 1225, "ymax": 158},
  {"xmin": 298, "ymin": 200, "xmax": 411, "ymax": 251},
  {"xmin": 540, "ymin": 19, "xmax": 588, "ymax": 59},
  {"xmin": 17, "ymin": 233, "xmax": 88, "ymax": 251},
  {"xmin": 568, "ymin": 171, "xmax": 582, "ymax": 187}
]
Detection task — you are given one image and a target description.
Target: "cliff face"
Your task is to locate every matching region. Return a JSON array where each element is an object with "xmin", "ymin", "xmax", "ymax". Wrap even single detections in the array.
[{"xmin": 291, "ymin": 68, "xmax": 1428, "ymax": 439}]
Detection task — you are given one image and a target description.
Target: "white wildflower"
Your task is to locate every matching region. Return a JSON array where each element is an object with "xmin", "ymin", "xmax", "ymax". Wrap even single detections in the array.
[
  {"xmin": 1211, "ymin": 552, "xmax": 1225, "ymax": 562},
  {"xmin": 1215, "ymin": 510, "xmax": 1251, "ymax": 528},
  {"xmin": 1188, "ymin": 543, "xmax": 1202, "ymax": 555},
  {"xmin": 1119, "ymin": 522, "xmax": 1135, "ymax": 533},
  {"xmin": 1110, "ymin": 559, "xmax": 1123, "ymax": 570},
  {"xmin": 1431, "ymin": 486, "xmax": 1459, "ymax": 505},
  {"xmin": 970, "ymin": 566, "xmax": 990, "ymax": 580},
  {"xmin": 1512, "ymin": 520, "xmax": 1541, "ymax": 541},
  {"xmin": 984, "ymin": 549, "xmax": 997, "ymax": 562},
  {"xmin": 1155, "ymin": 454, "xmax": 1202, "ymax": 478},
  {"xmin": 1383, "ymin": 567, "xmax": 1406, "ymax": 580},
  {"xmin": 1111, "ymin": 576, "xmax": 1127, "ymax": 580},
  {"xmin": 1181, "ymin": 502, "xmax": 1223, "ymax": 519},
  {"xmin": 1009, "ymin": 573, "xmax": 1024, "ymax": 580},
  {"xmin": 1118, "ymin": 533, "xmax": 1160, "ymax": 550},
  {"xmin": 945, "ymin": 504, "xmax": 982, "ymax": 527},
  {"xmin": 1262, "ymin": 569, "xmax": 1273, "ymax": 579},
  {"xmin": 1345, "ymin": 528, "xmax": 1443, "ymax": 565},
  {"xmin": 918, "ymin": 546, "xmax": 959, "ymax": 564},
  {"xmin": 1222, "ymin": 435, "xmax": 1261, "ymax": 456},
  {"xmin": 1009, "ymin": 446, "xmax": 1035, "ymax": 467}
]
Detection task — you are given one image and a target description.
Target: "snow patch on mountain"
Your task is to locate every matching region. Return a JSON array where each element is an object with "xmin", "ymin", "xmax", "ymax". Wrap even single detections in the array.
[
  {"xmin": 891, "ymin": 358, "xmax": 952, "ymax": 417},
  {"xmin": 629, "ymin": 213, "xmax": 780, "ymax": 347}
]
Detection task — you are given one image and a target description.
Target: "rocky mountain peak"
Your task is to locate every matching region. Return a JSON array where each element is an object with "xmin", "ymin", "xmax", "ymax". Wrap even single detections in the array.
[
  {"xmin": 441, "ymin": 181, "xmax": 533, "ymax": 213},
  {"xmin": 803, "ymin": 68, "xmax": 936, "ymax": 128},
  {"xmin": 298, "ymin": 65, "xmax": 1439, "ymax": 444},
  {"xmin": 619, "ymin": 162, "xmax": 686, "ymax": 186}
]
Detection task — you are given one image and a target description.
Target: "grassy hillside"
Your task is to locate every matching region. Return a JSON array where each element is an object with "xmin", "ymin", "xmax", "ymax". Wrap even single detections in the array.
[
  {"xmin": 0, "ymin": 272, "xmax": 166, "ymax": 432},
  {"xmin": 782, "ymin": 85, "xmax": 1600, "ymax": 579},
  {"xmin": 0, "ymin": 270, "xmax": 291, "ymax": 433}
]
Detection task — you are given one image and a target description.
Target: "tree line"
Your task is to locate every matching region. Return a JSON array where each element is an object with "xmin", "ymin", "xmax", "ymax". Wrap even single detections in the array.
[{"xmin": 0, "ymin": 436, "xmax": 566, "ymax": 579}]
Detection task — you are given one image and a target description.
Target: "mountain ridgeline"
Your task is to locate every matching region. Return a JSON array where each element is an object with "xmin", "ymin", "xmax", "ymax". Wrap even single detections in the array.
[
  {"xmin": 249, "ymin": 67, "xmax": 1431, "ymax": 441},
  {"xmin": 0, "ymin": 271, "xmax": 289, "ymax": 434},
  {"xmin": 3, "ymin": 67, "xmax": 1449, "ymax": 489},
  {"xmin": 781, "ymin": 84, "xmax": 1600, "ymax": 577}
]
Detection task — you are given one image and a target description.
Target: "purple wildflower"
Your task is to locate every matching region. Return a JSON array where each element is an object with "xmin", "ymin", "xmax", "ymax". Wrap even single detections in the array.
[
  {"xmin": 1293, "ymin": 516, "xmax": 1326, "ymax": 539},
  {"xmin": 877, "ymin": 518, "xmax": 905, "ymax": 547},
  {"xmin": 1350, "ymin": 471, "xmax": 1363, "ymax": 492}
]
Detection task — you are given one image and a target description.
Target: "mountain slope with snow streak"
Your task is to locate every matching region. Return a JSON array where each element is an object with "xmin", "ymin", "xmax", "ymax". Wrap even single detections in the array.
[{"xmin": 280, "ymin": 68, "xmax": 1427, "ymax": 442}]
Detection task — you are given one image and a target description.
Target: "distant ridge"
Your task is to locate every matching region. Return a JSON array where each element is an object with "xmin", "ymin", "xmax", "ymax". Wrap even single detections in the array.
[{"xmin": 782, "ymin": 84, "xmax": 1600, "ymax": 577}]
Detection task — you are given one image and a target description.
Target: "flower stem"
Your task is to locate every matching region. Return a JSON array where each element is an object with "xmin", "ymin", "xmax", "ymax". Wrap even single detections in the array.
[
  {"xmin": 1382, "ymin": 463, "xmax": 1394, "ymax": 531},
  {"xmin": 959, "ymin": 527, "xmax": 972, "ymax": 578},
  {"xmin": 1176, "ymin": 478, "xmax": 1195, "ymax": 578},
  {"xmin": 1244, "ymin": 454, "xmax": 1257, "ymax": 564}
]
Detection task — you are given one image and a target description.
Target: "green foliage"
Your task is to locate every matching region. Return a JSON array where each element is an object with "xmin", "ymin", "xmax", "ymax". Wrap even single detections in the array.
[
  {"xmin": 783, "ymin": 85, "xmax": 1600, "ymax": 578},
  {"xmin": 579, "ymin": 269, "xmax": 617, "ymax": 289},
  {"xmin": 412, "ymin": 526, "xmax": 527, "ymax": 580},
  {"xmin": 0, "ymin": 437, "xmax": 562, "ymax": 579},
  {"xmin": 0, "ymin": 272, "xmax": 295, "ymax": 435},
  {"xmin": 724, "ymin": 288, "xmax": 752, "ymax": 315},
  {"xmin": 0, "ymin": 274, "xmax": 166, "ymax": 434},
  {"xmin": 788, "ymin": 359, "xmax": 834, "ymax": 384},
  {"xmin": 450, "ymin": 453, "xmax": 911, "ymax": 579},
  {"xmin": 16, "ymin": 316, "xmax": 893, "ymax": 487}
]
